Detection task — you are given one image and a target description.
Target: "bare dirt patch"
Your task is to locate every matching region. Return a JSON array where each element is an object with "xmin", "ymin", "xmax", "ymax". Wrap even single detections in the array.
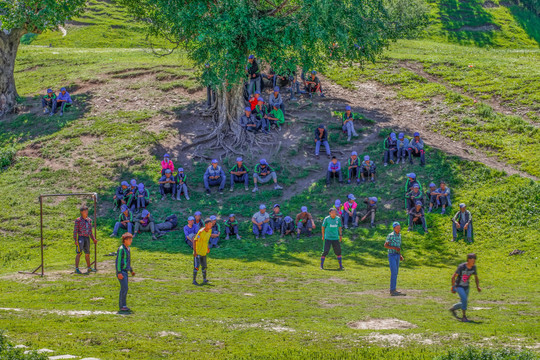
[{"xmin": 348, "ymin": 318, "xmax": 417, "ymax": 330}]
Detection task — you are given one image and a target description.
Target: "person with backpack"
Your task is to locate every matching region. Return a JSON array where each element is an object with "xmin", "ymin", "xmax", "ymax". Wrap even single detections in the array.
[{"xmin": 450, "ymin": 253, "xmax": 481, "ymax": 322}]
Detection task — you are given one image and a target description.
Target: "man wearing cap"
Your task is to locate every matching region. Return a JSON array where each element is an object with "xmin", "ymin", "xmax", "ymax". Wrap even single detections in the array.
[
  {"xmin": 112, "ymin": 205, "xmax": 134, "ymax": 237},
  {"xmin": 280, "ymin": 216, "xmax": 296, "ymax": 238},
  {"xmin": 450, "ymin": 253, "xmax": 481, "ymax": 322},
  {"xmin": 431, "ymin": 181, "xmax": 451, "ymax": 214},
  {"xmin": 159, "ymin": 169, "xmax": 176, "ymax": 200},
  {"xmin": 396, "ymin": 133, "xmax": 410, "ymax": 164},
  {"xmin": 405, "ymin": 183, "xmax": 424, "ymax": 210},
  {"xmin": 359, "ymin": 197, "xmax": 377, "ymax": 228},
  {"xmin": 248, "ymin": 91, "xmax": 261, "ymax": 111},
  {"xmin": 209, "ymin": 215, "xmax": 221, "ymax": 248},
  {"xmin": 73, "ymin": 205, "xmax": 97, "ymax": 274},
  {"xmin": 408, "ymin": 201, "xmax": 428, "ymax": 233},
  {"xmin": 154, "ymin": 214, "xmax": 178, "ymax": 237},
  {"xmin": 321, "ymin": 207, "xmax": 343, "ymax": 270},
  {"xmin": 343, "ymin": 194, "xmax": 358, "ymax": 229},
  {"xmin": 202, "ymin": 63, "xmax": 216, "ymax": 108},
  {"xmin": 56, "ymin": 87, "xmax": 73, "ymax": 116},
  {"xmin": 175, "ymin": 168, "xmax": 190, "ymax": 200},
  {"xmin": 326, "ymin": 156, "xmax": 343, "ymax": 186},
  {"xmin": 383, "ymin": 133, "xmax": 398, "ymax": 166},
  {"xmin": 224, "ymin": 214, "xmax": 241, "ymax": 240},
  {"xmin": 405, "ymin": 173, "xmax": 422, "ymax": 195},
  {"xmin": 452, "ymin": 204, "xmax": 473, "ymax": 242},
  {"xmin": 252, "ymin": 204, "xmax": 271, "ymax": 239},
  {"xmin": 384, "ymin": 222, "xmax": 405, "ymax": 296},
  {"xmin": 230, "ymin": 157, "xmax": 249, "ymax": 192},
  {"xmin": 253, "ymin": 159, "xmax": 283, "ymax": 192},
  {"xmin": 193, "ymin": 219, "xmax": 213, "ymax": 285},
  {"xmin": 270, "ymin": 204, "xmax": 284, "ymax": 233},
  {"xmin": 266, "ymin": 103, "xmax": 285, "ymax": 130},
  {"xmin": 116, "ymin": 232, "xmax": 135, "ymax": 313},
  {"xmin": 314, "ymin": 125, "xmax": 331, "ymax": 159},
  {"xmin": 254, "ymin": 98, "xmax": 270, "ymax": 134},
  {"xmin": 408, "ymin": 132, "xmax": 426, "ymax": 166},
  {"xmin": 113, "ymin": 181, "xmax": 129, "ymax": 210},
  {"xmin": 125, "ymin": 179, "xmax": 138, "ymax": 212},
  {"xmin": 246, "ymin": 55, "xmax": 261, "ymax": 96},
  {"xmin": 161, "ymin": 154, "xmax": 174, "ymax": 175},
  {"xmin": 347, "ymin": 151, "xmax": 360, "ymax": 184},
  {"xmin": 136, "ymin": 183, "xmax": 150, "ymax": 213},
  {"xmin": 194, "ymin": 211, "xmax": 204, "ymax": 230},
  {"xmin": 305, "ymin": 71, "xmax": 324, "ymax": 97},
  {"xmin": 360, "ymin": 155, "xmax": 376, "ymax": 183},
  {"xmin": 342, "ymin": 106, "xmax": 359, "ymax": 142},
  {"xmin": 240, "ymin": 107, "xmax": 259, "ymax": 132},
  {"xmin": 134, "ymin": 209, "xmax": 158, "ymax": 241},
  {"xmin": 184, "ymin": 216, "xmax": 199, "ymax": 248},
  {"xmin": 296, "ymin": 206, "xmax": 315, "ymax": 239},
  {"xmin": 426, "ymin": 182, "xmax": 439, "ymax": 213},
  {"xmin": 268, "ymin": 86, "xmax": 285, "ymax": 112},
  {"xmin": 41, "ymin": 88, "xmax": 57, "ymax": 116},
  {"xmin": 204, "ymin": 159, "xmax": 226, "ymax": 195}
]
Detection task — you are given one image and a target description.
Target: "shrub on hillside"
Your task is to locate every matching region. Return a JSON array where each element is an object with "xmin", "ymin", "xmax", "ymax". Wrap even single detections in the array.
[
  {"xmin": 435, "ymin": 347, "xmax": 539, "ymax": 360},
  {"xmin": 0, "ymin": 331, "xmax": 47, "ymax": 360},
  {"xmin": 0, "ymin": 147, "xmax": 15, "ymax": 169}
]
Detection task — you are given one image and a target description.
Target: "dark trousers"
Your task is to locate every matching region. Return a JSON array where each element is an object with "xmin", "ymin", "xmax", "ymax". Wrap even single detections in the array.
[
  {"xmin": 160, "ymin": 184, "xmax": 175, "ymax": 196},
  {"xmin": 207, "ymin": 87, "xmax": 216, "ymax": 106},
  {"xmin": 193, "ymin": 255, "xmax": 207, "ymax": 281},
  {"xmin": 57, "ymin": 101, "xmax": 71, "ymax": 113},
  {"xmin": 322, "ymin": 240, "xmax": 341, "ymax": 257},
  {"xmin": 230, "ymin": 174, "xmax": 249, "ymax": 188},
  {"xmin": 225, "ymin": 225, "xmax": 238, "ymax": 236},
  {"xmin": 137, "ymin": 197, "xmax": 149, "ymax": 210},
  {"xmin": 41, "ymin": 97, "xmax": 57, "ymax": 113},
  {"xmin": 409, "ymin": 215, "xmax": 427, "ymax": 231},
  {"xmin": 270, "ymin": 218, "xmax": 283, "ymax": 232},
  {"xmin": 384, "ymin": 149, "xmax": 398, "ymax": 163},
  {"xmin": 348, "ymin": 168, "xmax": 359, "ymax": 182},
  {"xmin": 408, "ymin": 149, "xmax": 425, "ymax": 165},
  {"xmin": 118, "ymin": 272, "xmax": 128, "ymax": 309},
  {"xmin": 326, "ymin": 170, "xmax": 343, "ymax": 185}
]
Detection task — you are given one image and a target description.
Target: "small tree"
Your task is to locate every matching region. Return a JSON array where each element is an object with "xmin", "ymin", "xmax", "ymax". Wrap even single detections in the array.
[
  {"xmin": 119, "ymin": 0, "xmax": 428, "ymax": 152},
  {"xmin": 0, "ymin": 0, "xmax": 87, "ymax": 116}
]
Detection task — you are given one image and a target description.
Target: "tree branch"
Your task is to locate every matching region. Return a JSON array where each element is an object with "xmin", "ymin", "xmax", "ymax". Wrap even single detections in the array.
[{"xmin": 269, "ymin": 0, "xmax": 291, "ymax": 16}]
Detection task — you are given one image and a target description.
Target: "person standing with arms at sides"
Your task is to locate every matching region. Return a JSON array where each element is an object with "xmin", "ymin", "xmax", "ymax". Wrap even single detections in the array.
[
  {"xmin": 450, "ymin": 253, "xmax": 481, "ymax": 322},
  {"xmin": 116, "ymin": 232, "xmax": 135, "ymax": 314},
  {"xmin": 320, "ymin": 208, "xmax": 343, "ymax": 270},
  {"xmin": 193, "ymin": 219, "xmax": 213, "ymax": 285},
  {"xmin": 74, "ymin": 205, "xmax": 97, "ymax": 274},
  {"xmin": 384, "ymin": 222, "xmax": 405, "ymax": 296}
]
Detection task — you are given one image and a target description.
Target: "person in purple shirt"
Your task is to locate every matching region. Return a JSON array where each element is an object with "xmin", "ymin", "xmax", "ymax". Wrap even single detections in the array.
[
  {"xmin": 184, "ymin": 216, "xmax": 199, "ymax": 249},
  {"xmin": 56, "ymin": 87, "xmax": 73, "ymax": 116},
  {"xmin": 326, "ymin": 156, "xmax": 343, "ymax": 186}
]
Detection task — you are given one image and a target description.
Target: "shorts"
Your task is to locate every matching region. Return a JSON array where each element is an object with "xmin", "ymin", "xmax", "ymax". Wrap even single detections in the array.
[{"xmin": 76, "ymin": 236, "xmax": 90, "ymax": 254}]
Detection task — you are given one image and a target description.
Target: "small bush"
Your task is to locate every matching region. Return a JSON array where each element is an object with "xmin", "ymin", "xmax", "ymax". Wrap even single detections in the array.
[
  {"xmin": 0, "ymin": 331, "xmax": 47, "ymax": 359},
  {"xmin": 435, "ymin": 347, "xmax": 539, "ymax": 360},
  {"xmin": 0, "ymin": 147, "xmax": 15, "ymax": 169},
  {"xmin": 476, "ymin": 103, "xmax": 494, "ymax": 118}
]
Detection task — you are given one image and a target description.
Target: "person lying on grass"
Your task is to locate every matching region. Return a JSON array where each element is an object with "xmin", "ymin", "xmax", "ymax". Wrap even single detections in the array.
[{"xmin": 450, "ymin": 253, "xmax": 481, "ymax": 322}]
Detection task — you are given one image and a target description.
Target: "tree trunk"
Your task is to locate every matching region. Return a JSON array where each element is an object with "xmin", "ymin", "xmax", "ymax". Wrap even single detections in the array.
[{"xmin": 0, "ymin": 29, "xmax": 23, "ymax": 116}]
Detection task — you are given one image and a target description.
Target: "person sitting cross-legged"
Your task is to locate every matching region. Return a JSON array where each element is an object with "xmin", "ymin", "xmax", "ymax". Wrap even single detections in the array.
[
  {"xmin": 229, "ymin": 157, "xmax": 249, "ymax": 192},
  {"xmin": 224, "ymin": 214, "xmax": 241, "ymax": 240},
  {"xmin": 408, "ymin": 132, "xmax": 426, "ymax": 166},
  {"xmin": 347, "ymin": 151, "xmax": 360, "ymax": 185},
  {"xmin": 452, "ymin": 203, "xmax": 473, "ymax": 243},
  {"xmin": 314, "ymin": 125, "xmax": 331, "ymax": 159},
  {"xmin": 41, "ymin": 88, "xmax": 57, "ymax": 116},
  {"xmin": 240, "ymin": 107, "xmax": 260, "ymax": 133},
  {"xmin": 252, "ymin": 159, "xmax": 283, "ymax": 192},
  {"xmin": 359, "ymin": 197, "xmax": 377, "ymax": 229},
  {"xmin": 204, "ymin": 159, "xmax": 226, "ymax": 195},
  {"xmin": 408, "ymin": 201, "xmax": 428, "ymax": 233},
  {"xmin": 296, "ymin": 206, "xmax": 316, "ymax": 239},
  {"xmin": 270, "ymin": 204, "xmax": 284, "ymax": 233},
  {"xmin": 252, "ymin": 204, "xmax": 272, "ymax": 240},
  {"xmin": 161, "ymin": 153, "xmax": 174, "ymax": 176},
  {"xmin": 56, "ymin": 87, "xmax": 73, "ymax": 116},
  {"xmin": 113, "ymin": 181, "xmax": 129, "ymax": 211},
  {"xmin": 280, "ymin": 216, "xmax": 296, "ymax": 238},
  {"xmin": 342, "ymin": 105, "xmax": 359, "ymax": 142},
  {"xmin": 396, "ymin": 133, "xmax": 409, "ymax": 164},
  {"xmin": 343, "ymin": 194, "xmax": 358, "ymax": 229},
  {"xmin": 383, "ymin": 132, "xmax": 398, "ymax": 167},
  {"xmin": 159, "ymin": 169, "xmax": 176, "ymax": 200},
  {"xmin": 254, "ymin": 98, "xmax": 270, "ymax": 134},
  {"xmin": 405, "ymin": 183, "xmax": 424, "ymax": 211},
  {"xmin": 175, "ymin": 168, "xmax": 190, "ymax": 201},
  {"xmin": 333, "ymin": 199, "xmax": 344, "ymax": 220},
  {"xmin": 305, "ymin": 71, "xmax": 325, "ymax": 98},
  {"xmin": 184, "ymin": 216, "xmax": 199, "ymax": 249},
  {"xmin": 136, "ymin": 183, "xmax": 150, "ymax": 213},
  {"xmin": 266, "ymin": 104, "xmax": 285, "ymax": 131},
  {"xmin": 326, "ymin": 156, "xmax": 343, "ymax": 186},
  {"xmin": 111, "ymin": 204, "xmax": 133, "ymax": 237},
  {"xmin": 134, "ymin": 209, "xmax": 158, "ymax": 241},
  {"xmin": 360, "ymin": 155, "xmax": 376, "ymax": 183}
]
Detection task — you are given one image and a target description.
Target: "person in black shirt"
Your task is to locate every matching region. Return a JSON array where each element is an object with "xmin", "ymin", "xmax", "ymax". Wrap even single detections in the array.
[
  {"xmin": 246, "ymin": 55, "xmax": 261, "ymax": 96},
  {"xmin": 450, "ymin": 253, "xmax": 481, "ymax": 322},
  {"xmin": 305, "ymin": 71, "xmax": 325, "ymax": 98}
]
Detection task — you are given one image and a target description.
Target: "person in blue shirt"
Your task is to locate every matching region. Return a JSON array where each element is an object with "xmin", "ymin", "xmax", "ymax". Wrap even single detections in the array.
[
  {"xmin": 204, "ymin": 159, "xmax": 226, "ymax": 195},
  {"xmin": 116, "ymin": 232, "xmax": 135, "ymax": 313},
  {"xmin": 113, "ymin": 181, "xmax": 129, "ymax": 210},
  {"xmin": 183, "ymin": 216, "xmax": 199, "ymax": 249},
  {"xmin": 158, "ymin": 169, "xmax": 176, "ymax": 200},
  {"xmin": 326, "ymin": 156, "xmax": 343, "ymax": 186},
  {"xmin": 396, "ymin": 133, "xmax": 409, "ymax": 165},
  {"xmin": 56, "ymin": 87, "xmax": 73, "ymax": 116}
]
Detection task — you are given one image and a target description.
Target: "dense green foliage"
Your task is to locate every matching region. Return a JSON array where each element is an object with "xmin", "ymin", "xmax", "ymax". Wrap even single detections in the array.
[
  {"xmin": 0, "ymin": 146, "xmax": 15, "ymax": 168},
  {"xmin": 0, "ymin": 332, "xmax": 46, "ymax": 360},
  {"xmin": 435, "ymin": 347, "xmax": 539, "ymax": 360}
]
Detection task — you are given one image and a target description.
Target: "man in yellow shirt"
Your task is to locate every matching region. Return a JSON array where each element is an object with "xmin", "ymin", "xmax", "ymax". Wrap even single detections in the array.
[{"xmin": 193, "ymin": 219, "xmax": 213, "ymax": 285}]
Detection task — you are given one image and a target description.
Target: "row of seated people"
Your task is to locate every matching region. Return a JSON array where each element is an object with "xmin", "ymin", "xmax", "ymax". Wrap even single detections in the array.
[{"xmin": 41, "ymin": 87, "xmax": 73, "ymax": 116}]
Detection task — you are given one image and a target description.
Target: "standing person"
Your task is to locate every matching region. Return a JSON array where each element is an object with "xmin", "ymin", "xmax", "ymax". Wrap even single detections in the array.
[
  {"xmin": 209, "ymin": 215, "xmax": 221, "ymax": 248},
  {"xmin": 343, "ymin": 194, "xmax": 358, "ymax": 229},
  {"xmin": 193, "ymin": 219, "xmax": 213, "ymax": 285},
  {"xmin": 116, "ymin": 232, "xmax": 135, "ymax": 313},
  {"xmin": 452, "ymin": 204, "xmax": 473, "ymax": 243},
  {"xmin": 296, "ymin": 206, "xmax": 316, "ymax": 239},
  {"xmin": 161, "ymin": 154, "xmax": 175, "ymax": 175},
  {"xmin": 133, "ymin": 209, "xmax": 158, "ymax": 241},
  {"xmin": 113, "ymin": 181, "xmax": 129, "ymax": 210},
  {"xmin": 184, "ymin": 216, "xmax": 199, "ymax": 249},
  {"xmin": 252, "ymin": 159, "xmax": 283, "ymax": 192},
  {"xmin": 347, "ymin": 151, "xmax": 360, "ymax": 184},
  {"xmin": 270, "ymin": 204, "xmax": 284, "ymax": 233},
  {"xmin": 41, "ymin": 88, "xmax": 57, "ymax": 116},
  {"xmin": 224, "ymin": 214, "xmax": 241, "ymax": 240},
  {"xmin": 280, "ymin": 216, "xmax": 296, "ymax": 238},
  {"xmin": 159, "ymin": 169, "xmax": 176, "ymax": 200},
  {"xmin": 408, "ymin": 132, "xmax": 425, "ymax": 166},
  {"xmin": 246, "ymin": 55, "xmax": 261, "ymax": 96},
  {"xmin": 203, "ymin": 63, "xmax": 216, "ymax": 108},
  {"xmin": 229, "ymin": 157, "xmax": 249, "ymax": 192},
  {"xmin": 450, "ymin": 253, "xmax": 481, "ymax": 322},
  {"xmin": 320, "ymin": 208, "xmax": 343, "ymax": 270},
  {"xmin": 326, "ymin": 156, "xmax": 343, "ymax": 186},
  {"xmin": 342, "ymin": 106, "xmax": 359, "ymax": 142},
  {"xmin": 252, "ymin": 204, "xmax": 271, "ymax": 240},
  {"xmin": 56, "ymin": 87, "xmax": 73, "ymax": 116},
  {"xmin": 384, "ymin": 222, "xmax": 405, "ymax": 296},
  {"xmin": 360, "ymin": 155, "xmax": 376, "ymax": 183},
  {"xmin": 111, "ymin": 205, "xmax": 134, "ymax": 237},
  {"xmin": 314, "ymin": 124, "xmax": 331, "ymax": 159},
  {"xmin": 383, "ymin": 132, "xmax": 398, "ymax": 166},
  {"xmin": 396, "ymin": 133, "xmax": 409, "ymax": 164},
  {"xmin": 136, "ymin": 183, "xmax": 150, "ymax": 213},
  {"xmin": 204, "ymin": 159, "xmax": 226, "ymax": 195},
  {"xmin": 175, "ymin": 168, "xmax": 190, "ymax": 200},
  {"xmin": 73, "ymin": 206, "xmax": 97, "ymax": 274}
]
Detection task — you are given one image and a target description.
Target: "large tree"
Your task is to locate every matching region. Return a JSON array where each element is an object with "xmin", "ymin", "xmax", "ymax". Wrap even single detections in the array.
[
  {"xmin": 119, "ymin": 0, "xmax": 428, "ymax": 152},
  {"xmin": 0, "ymin": 0, "xmax": 86, "ymax": 116}
]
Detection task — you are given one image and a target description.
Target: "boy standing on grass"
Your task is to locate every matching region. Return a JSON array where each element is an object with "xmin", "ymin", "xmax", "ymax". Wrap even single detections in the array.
[
  {"xmin": 384, "ymin": 222, "xmax": 405, "ymax": 296},
  {"xmin": 73, "ymin": 206, "xmax": 97, "ymax": 275},
  {"xmin": 320, "ymin": 208, "xmax": 343, "ymax": 270},
  {"xmin": 193, "ymin": 219, "xmax": 213, "ymax": 285},
  {"xmin": 116, "ymin": 232, "xmax": 135, "ymax": 314},
  {"xmin": 450, "ymin": 253, "xmax": 481, "ymax": 322}
]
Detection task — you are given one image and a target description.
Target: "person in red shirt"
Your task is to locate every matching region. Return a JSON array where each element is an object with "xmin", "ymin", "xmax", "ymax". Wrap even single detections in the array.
[{"xmin": 73, "ymin": 205, "xmax": 97, "ymax": 274}]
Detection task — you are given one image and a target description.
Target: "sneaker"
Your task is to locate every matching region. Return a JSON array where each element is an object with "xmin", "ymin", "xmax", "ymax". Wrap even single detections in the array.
[
  {"xmin": 339, "ymin": 266, "xmax": 344, "ymax": 271},
  {"xmin": 320, "ymin": 266, "xmax": 324, "ymax": 270},
  {"xmin": 202, "ymin": 279, "xmax": 209, "ymax": 284},
  {"xmin": 236, "ymin": 234, "xmax": 241, "ymax": 240},
  {"xmin": 152, "ymin": 235, "xmax": 158, "ymax": 241},
  {"xmin": 461, "ymin": 316, "xmax": 470, "ymax": 322},
  {"xmin": 88, "ymin": 267, "xmax": 97, "ymax": 273},
  {"xmin": 60, "ymin": 112, "xmax": 64, "ymax": 116},
  {"xmin": 176, "ymin": 194, "xmax": 181, "ymax": 201},
  {"xmin": 255, "ymin": 236, "xmax": 259, "ymax": 240},
  {"xmin": 161, "ymin": 196, "xmax": 166, "ymax": 200},
  {"xmin": 225, "ymin": 235, "xmax": 230, "ymax": 240},
  {"xmin": 245, "ymin": 186, "xmax": 249, "ymax": 191},
  {"xmin": 424, "ymin": 229, "xmax": 429, "ymax": 234},
  {"xmin": 451, "ymin": 238, "xmax": 456, "ymax": 242},
  {"xmin": 219, "ymin": 190, "xmax": 224, "ymax": 194},
  {"xmin": 390, "ymin": 290, "xmax": 406, "ymax": 296},
  {"xmin": 43, "ymin": 108, "xmax": 49, "ymax": 114},
  {"xmin": 49, "ymin": 112, "xmax": 54, "ymax": 116},
  {"xmin": 370, "ymin": 223, "xmax": 375, "ymax": 229},
  {"xmin": 347, "ymin": 136, "xmax": 351, "ymax": 142},
  {"xmin": 110, "ymin": 233, "xmax": 117, "ymax": 238},
  {"xmin": 206, "ymin": 189, "xmax": 211, "ymax": 196},
  {"xmin": 192, "ymin": 280, "xmax": 199, "ymax": 286},
  {"xmin": 344, "ymin": 225, "xmax": 349, "ymax": 229},
  {"xmin": 185, "ymin": 195, "xmax": 190, "ymax": 200},
  {"xmin": 229, "ymin": 188, "xmax": 234, "ymax": 192},
  {"xmin": 396, "ymin": 158, "xmax": 401, "ymax": 164},
  {"xmin": 274, "ymin": 184, "xmax": 283, "ymax": 190},
  {"xmin": 75, "ymin": 268, "xmax": 83, "ymax": 274},
  {"xmin": 384, "ymin": 163, "xmax": 388, "ymax": 167},
  {"xmin": 252, "ymin": 187, "xmax": 259, "ymax": 193}
]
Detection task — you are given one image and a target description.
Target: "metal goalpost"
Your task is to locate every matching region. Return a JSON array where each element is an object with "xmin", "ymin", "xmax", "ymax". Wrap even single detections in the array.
[{"xmin": 19, "ymin": 192, "xmax": 99, "ymax": 277}]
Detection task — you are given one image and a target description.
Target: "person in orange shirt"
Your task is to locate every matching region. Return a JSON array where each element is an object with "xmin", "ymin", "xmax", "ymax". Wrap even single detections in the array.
[{"xmin": 193, "ymin": 219, "xmax": 213, "ymax": 285}]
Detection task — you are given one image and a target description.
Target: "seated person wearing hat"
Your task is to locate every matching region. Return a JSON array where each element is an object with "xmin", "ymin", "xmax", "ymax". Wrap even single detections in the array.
[
  {"xmin": 56, "ymin": 87, "xmax": 73, "ymax": 116},
  {"xmin": 230, "ymin": 157, "xmax": 249, "ymax": 192},
  {"xmin": 248, "ymin": 91, "xmax": 261, "ymax": 111},
  {"xmin": 270, "ymin": 204, "xmax": 284, "ymax": 233},
  {"xmin": 113, "ymin": 181, "xmax": 129, "ymax": 210},
  {"xmin": 184, "ymin": 216, "xmax": 199, "ymax": 248},
  {"xmin": 452, "ymin": 204, "xmax": 473, "ymax": 243},
  {"xmin": 252, "ymin": 159, "xmax": 283, "ymax": 192},
  {"xmin": 41, "ymin": 88, "xmax": 57, "ymax": 116},
  {"xmin": 430, "ymin": 181, "xmax": 451, "ymax": 214},
  {"xmin": 209, "ymin": 215, "xmax": 221, "ymax": 248},
  {"xmin": 175, "ymin": 168, "xmax": 190, "ymax": 200},
  {"xmin": 268, "ymin": 86, "xmax": 285, "ymax": 112},
  {"xmin": 305, "ymin": 71, "xmax": 325, "ymax": 97},
  {"xmin": 266, "ymin": 103, "xmax": 285, "ymax": 130},
  {"xmin": 125, "ymin": 179, "xmax": 139, "ymax": 212},
  {"xmin": 280, "ymin": 216, "xmax": 296, "ymax": 238},
  {"xmin": 295, "ymin": 206, "xmax": 316, "ymax": 239},
  {"xmin": 359, "ymin": 197, "xmax": 377, "ymax": 228},
  {"xmin": 204, "ymin": 159, "xmax": 226, "ymax": 195},
  {"xmin": 194, "ymin": 211, "xmax": 204, "ymax": 229},
  {"xmin": 347, "ymin": 151, "xmax": 360, "ymax": 184},
  {"xmin": 343, "ymin": 194, "xmax": 358, "ymax": 229},
  {"xmin": 333, "ymin": 199, "xmax": 344, "ymax": 219},
  {"xmin": 136, "ymin": 183, "xmax": 150, "ymax": 213},
  {"xmin": 405, "ymin": 183, "xmax": 424, "ymax": 211},
  {"xmin": 383, "ymin": 132, "xmax": 398, "ymax": 166},
  {"xmin": 326, "ymin": 156, "xmax": 343, "ymax": 186},
  {"xmin": 396, "ymin": 133, "xmax": 409, "ymax": 164},
  {"xmin": 408, "ymin": 201, "xmax": 428, "ymax": 233},
  {"xmin": 314, "ymin": 125, "xmax": 331, "ymax": 159},
  {"xmin": 342, "ymin": 105, "xmax": 359, "ymax": 141},
  {"xmin": 112, "ymin": 204, "xmax": 134, "ymax": 237},
  {"xmin": 408, "ymin": 132, "xmax": 426, "ymax": 166},
  {"xmin": 224, "ymin": 214, "xmax": 241, "ymax": 240},
  {"xmin": 159, "ymin": 169, "xmax": 176, "ymax": 200},
  {"xmin": 240, "ymin": 107, "xmax": 260, "ymax": 132},
  {"xmin": 360, "ymin": 155, "xmax": 376, "ymax": 183},
  {"xmin": 253, "ymin": 97, "xmax": 270, "ymax": 134},
  {"xmin": 161, "ymin": 154, "xmax": 174, "ymax": 176},
  {"xmin": 134, "ymin": 209, "xmax": 158, "ymax": 241},
  {"xmin": 252, "ymin": 204, "xmax": 272, "ymax": 239},
  {"xmin": 405, "ymin": 173, "xmax": 422, "ymax": 194}
]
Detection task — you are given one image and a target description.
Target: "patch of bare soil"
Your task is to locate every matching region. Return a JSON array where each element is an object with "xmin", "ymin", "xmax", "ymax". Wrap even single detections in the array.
[{"xmin": 348, "ymin": 318, "xmax": 417, "ymax": 330}]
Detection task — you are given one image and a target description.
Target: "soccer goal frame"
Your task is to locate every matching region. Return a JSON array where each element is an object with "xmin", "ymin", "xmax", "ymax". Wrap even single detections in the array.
[{"xmin": 19, "ymin": 193, "xmax": 99, "ymax": 277}]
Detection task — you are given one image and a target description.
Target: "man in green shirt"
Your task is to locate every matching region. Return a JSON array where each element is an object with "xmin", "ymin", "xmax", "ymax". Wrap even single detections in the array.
[
  {"xmin": 320, "ymin": 208, "xmax": 343, "ymax": 270},
  {"xmin": 266, "ymin": 104, "xmax": 285, "ymax": 130},
  {"xmin": 384, "ymin": 222, "xmax": 405, "ymax": 296}
]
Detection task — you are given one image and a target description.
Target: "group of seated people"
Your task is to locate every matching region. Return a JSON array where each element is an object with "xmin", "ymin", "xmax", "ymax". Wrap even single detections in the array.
[
  {"xmin": 241, "ymin": 89, "xmax": 286, "ymax": 133},
  {"xmin": 326, "ymin": 152, "xmax": 377, "ymax": 185},
  {"xmin": 383, "ymin": 131, "xmax": 426, "ymax": 166},
  {"xmin": 41, "ymin": 87, "xmax": 73, "ymax": 116}
]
